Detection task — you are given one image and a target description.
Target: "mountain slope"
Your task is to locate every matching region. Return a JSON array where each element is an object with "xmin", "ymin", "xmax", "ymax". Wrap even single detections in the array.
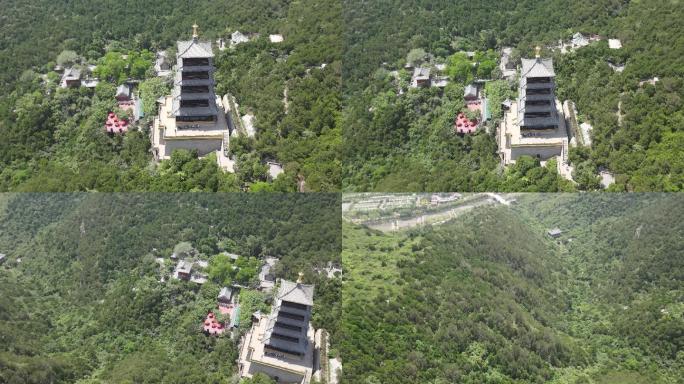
[
  {"xmin": 0, "ymin": 193, "xmax": 341, "ymax": 383},
  {"xmin": 341, "ymin": 194, "xmax": 683, "ymax": 383}
]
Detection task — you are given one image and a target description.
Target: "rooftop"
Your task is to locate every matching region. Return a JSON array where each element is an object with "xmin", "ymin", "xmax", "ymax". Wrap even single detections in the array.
[
  {"xmin": 269, "ymin": 34, "xmax": 284, "ymax": 43},
  {"xmin": 547, "ymin": 228, "xmax": 563, "ymax": 236},
  {"xmin": 464, "ymin": 84, "xmax": 478, "ymax": 99},
  {"xmin": 177, "ymin": 39, "xmax": 214, "ymax": 59},
  {"xmin": 63, "ymin": 67, "xmax": 81, "ymax": 80},
  {"xmin": 116, "ymin": 84, "xmax": 131, "ymax": 99},
  {"xmin": 521, "ymin": 58, "xmax": 556, "ymax": 78},
  {"xmin": 218, "ymin": 287, "xmax": 234, "ymax": 301},
  {"xmin": 413, "ymin": 67, "xmax": 431, "ymax": 80},
  {"xmin": 268, "ymin": 162, "xmax": 284, "ymax": 179},
  {"xmin": 231, "ymin": 31, "xmax": 250, "ymax": 45},
  {"xmin": 222, "ymin": 252, "xmax": 240, "ymax": 260},
  {"xmin": 177, "ymin": 260, "xmax": 193, "ymax": 274},
  {"xmin": 278, "ymin": 279, "xmax": 315, "ymax": 307}
]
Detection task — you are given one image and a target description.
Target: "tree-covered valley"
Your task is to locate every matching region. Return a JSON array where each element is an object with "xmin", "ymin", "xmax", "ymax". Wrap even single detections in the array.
[
  {"xmin": 0, "ymin": 193, "xmax": 341, "ymax": 383},
  {"xmin": 342, "ymin": 0, "xmax": 684, "ymax": 192},
  {"xmin": 0, "ymin": 0, "xmax": 341, "ymax": 192},
  {"xmin": 341, "ymin": 194, "xmax": 683, "ymax": 383}
]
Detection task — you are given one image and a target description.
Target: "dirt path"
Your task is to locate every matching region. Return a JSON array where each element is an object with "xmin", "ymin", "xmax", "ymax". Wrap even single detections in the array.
[
  {"xmin": 617, "ymin": 95, "xmax": 624, "ymax": 127},
  {"xmin": 283, "ymin": 83, "xmax": 289, "ymax": 114}
]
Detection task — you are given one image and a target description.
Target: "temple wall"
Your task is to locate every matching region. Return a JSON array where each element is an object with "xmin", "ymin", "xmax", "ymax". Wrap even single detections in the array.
[
  {"xmin": 248, "ymin": 362, "xmax": 306, "ymax": 384},
  {"xmin": 162, "ymin": 138, "xmax": 222, "ymax": 157},
  {"xmin": 510, "ymin": 145, "xmax": 562, "ymax": 161}
]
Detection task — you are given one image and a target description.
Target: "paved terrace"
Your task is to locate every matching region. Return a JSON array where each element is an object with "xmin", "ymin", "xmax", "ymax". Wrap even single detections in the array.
[
  {"xmin": 239, "ymin": 314, "xmax": 314, "ymax": 384},
  {"xmin": 499, "ymin": 100, "xmax": 568, "ymax": 164},
  {"xmin": 152, "ymin": 95, "xmax": 230, "ymax": 157}
]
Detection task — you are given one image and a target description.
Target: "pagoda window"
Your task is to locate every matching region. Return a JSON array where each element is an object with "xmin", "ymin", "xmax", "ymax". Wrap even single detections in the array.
[
  {"xmin": 272, "ymin": 333, "xmax": 300, "ymax": 343},
  {"xmin": 279, "ymin": 311, "xmax": 305, "ymax": 321},
  {"xmin": 266, "ymin": 345, "xmax": 304, "ymax": 357},
  {"xmin": 275, "ymin": 322, "xmax": 303, "ymax": 332},
  {"xmin": 282, "ymin": 301, "xmax": 308, "ymax": 310},
  {"xmin": 526, "ymin": 100, "xmax": 551, "ymax": 106},
  {"xmin": 525, "ymin": 111, "xmax": 551, "ymax": 118},
  {"xmin": 183, "ymin": 58, "xmax": 210, "ymax": 66},
  {"xmin": 177, "ymin": 115, "xmax": 215, "ymax": 122},
  {"xmin": 182, "ymin": 85, "xmax": 210, "ymax": 93},
  {"xmin": 182, "ymin": 71, "xmax": 210, "ymax": 80},
  {"xmin": 181, "ymin": 99, "xmax": 210, "ymax": 108},
  {"xmin": 527, "ymin": 77, "xmax": 551, "ymax": 84},
  {"xmin": 523, "ymin": 124, "xmax": 558, "ymax": 130},
  {"xmin": 527, "ymin": 88, "xmax": 551, "ymax": 95}
]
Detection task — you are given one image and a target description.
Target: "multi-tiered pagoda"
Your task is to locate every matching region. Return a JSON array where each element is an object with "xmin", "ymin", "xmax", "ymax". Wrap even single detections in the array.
[
  {"xmin": 173, "ymin": 24, "xmax": 219, "ymax": 124},
  {"xmin": 152, "ymin": 25, "xmax": 231, "ymax": 165},
  {"xmin": 499, "ymin": 47, "xmax": 569, "ymax": 173},
  {"xmin": 263, "ymin": 278, "xmax": 314, "ymax": 357},
  {"xmin": 239, "ymin": 274, "xmax": 316, "ymax": 383},
  {"xmin": 517, "ymin": 49, "xmax": 560, "ymax": 130}
]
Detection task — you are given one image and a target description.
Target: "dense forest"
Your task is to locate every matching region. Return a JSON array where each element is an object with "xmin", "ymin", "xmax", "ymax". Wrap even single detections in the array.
[
  {"xmin": 0, "ymin": 0, "xmax": 341, "ymax": 192},
  {"xmin": 0, "ymin": 193, "xmax": 341, "ymax": 383},
  {"xmin": 342, "ymin": 0, "xmax": 684, "ymax": 192},
  {"xmin": 341, "ymin": 194, "xmax": 683, "ymax": 383}
]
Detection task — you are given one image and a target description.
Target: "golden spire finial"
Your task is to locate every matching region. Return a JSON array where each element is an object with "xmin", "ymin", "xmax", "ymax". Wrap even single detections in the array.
[
  {"xmin": 535, "ymin": 46, "xmax": 541, "ymax": 59},
  {"xmin": 192, "ymin": 23, "xmax": 199, "ymax": 39},
  {"xmin": 297, "ymin": 272, "xmax": 304, "ymax": 284}
]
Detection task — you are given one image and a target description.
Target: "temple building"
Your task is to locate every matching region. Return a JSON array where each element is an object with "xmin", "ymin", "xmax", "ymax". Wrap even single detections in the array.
[
  {"xmin": 517, "ymin": 52, "xmax": 559, "ymax": 131},
  {"xmin": 239, "ymin": 274, "xmax": 317, "ymax": 384},
  {"xmin": 499, "ymin": 47, "xmax": 570, "ymax": 172},
  {"xmin": 152, "ymin": 24, "xmax": 232, "ymax": 165}
]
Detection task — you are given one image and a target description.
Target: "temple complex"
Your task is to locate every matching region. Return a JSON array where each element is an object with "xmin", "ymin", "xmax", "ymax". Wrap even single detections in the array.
[
  {"xmin": 152, "ymin": 25, "xmax": 232, "ymax": 166},
  {"xmin": 499, "ymin": 47, "xmax": 570, "ymax": 172},
  {"xmin": 239, "ymin": 274, "xmax": 317, "ymax": 384}
]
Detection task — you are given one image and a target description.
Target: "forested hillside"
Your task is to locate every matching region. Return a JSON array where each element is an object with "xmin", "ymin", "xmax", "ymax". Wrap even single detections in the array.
[
  {"xmin": 342, "ymin": 0, "xmax": 684, "ymax": 191},
  {"xmin": 0, "ymin": 193, "xmax": 341, "ymax": 383},
  {"xmin": 0, "ymin": 0, "xmax": 287, "ymax": 92},
  {"xmin": 341, "ymin": 194, "xmax": 683, "ymax": 383},
  {"xmin": 0, "ymin": 0, "xmax": 341, "ymax": 191}
]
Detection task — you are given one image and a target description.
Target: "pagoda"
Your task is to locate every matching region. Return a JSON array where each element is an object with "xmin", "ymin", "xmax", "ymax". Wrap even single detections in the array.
[
  {"xmin": 151, "ymin": 25, "xmax": 231, "ymax": 165},
  {"xmin": 173, "ymin": 24, "xmax": 219, "ymax": 124},
  {"xmin": 239, "ymin": 273, "xmax": 316, "ymax": 383},
  {"xmin": 498, "ymin": 47, "xmax": 570, "ymax": 173},
  {"xmin": 517, "ymin": 47, "xmax": 560, "ymax": 130}
]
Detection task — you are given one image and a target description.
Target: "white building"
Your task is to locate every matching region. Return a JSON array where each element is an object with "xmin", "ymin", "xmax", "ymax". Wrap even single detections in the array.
[
  {"xmin": 231, "ymin": 31, "xmax": 251, "ymax": 47},
  {"xmin": 154, "ymin": 51, "xmax": 172, "ymax": 77},
  {"xmin": 269, "ymin": 34, "xmax": 284, "ymax": 43},
  {"xmin": 500, "ymin": 47, "xmax": 517, "ymax": 80},
  {"xmin": 571, "ymin": 33, "xmax": 589, "ymax": 48},
  {"xmin": 60, "ymin": 68, "xmax": 81, "ymax": 88},
  {"xmin": 410, "ymin": 67, "xmax": 431, "ymax": 88},
  {"xmin": 268, "ymin": 162, "xmax": 284, "ymax": 180}
]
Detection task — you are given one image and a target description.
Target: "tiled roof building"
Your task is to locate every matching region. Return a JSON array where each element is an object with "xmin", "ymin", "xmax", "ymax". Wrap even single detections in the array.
[
  {"xmin": 173, "ymin": 25, "xmax": 219, "ymax": 123},
  {"xmin": 239, "ymin": 274, "xmax": 316, "ymax": 383},
  {"xmin": 517, "ymin": 52, "xmax": 560, "ymax": 130},
  {"xmin": 263, "ymin": 278, "xmax": 314, "ymax": 357},
  {"xmin": 151, "ymin": 25, "xmax": 232, "ymax": 166}
]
